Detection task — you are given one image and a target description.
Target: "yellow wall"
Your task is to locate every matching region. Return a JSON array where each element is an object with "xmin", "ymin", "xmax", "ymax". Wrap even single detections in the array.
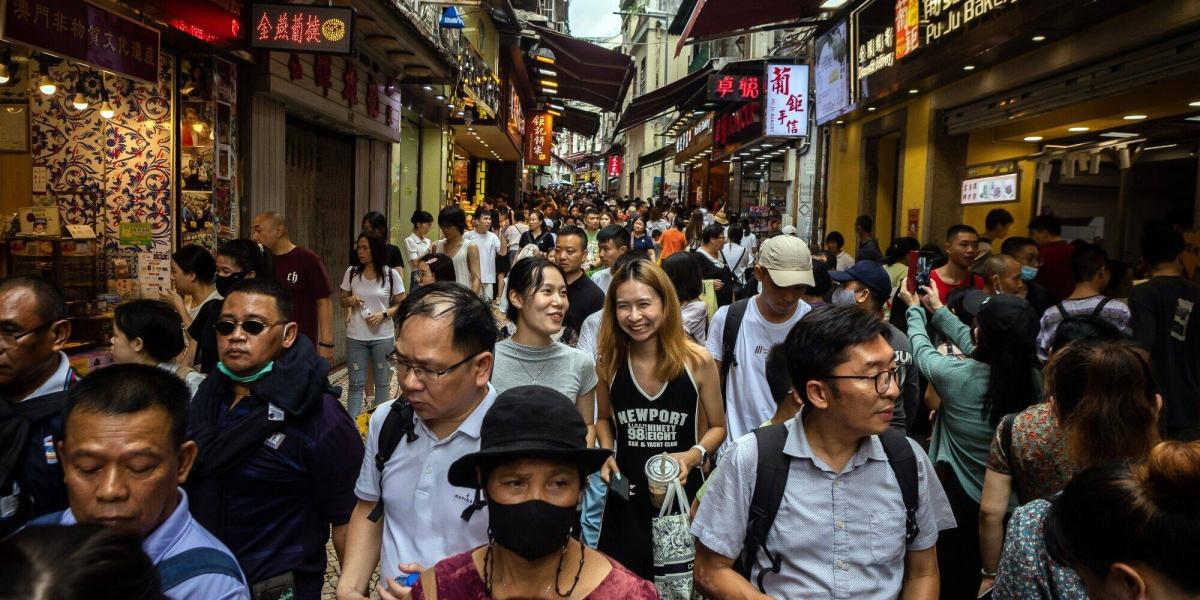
[{"xmin": 962, "ymin": 131, "xmax": 1039, "ymax": 239}]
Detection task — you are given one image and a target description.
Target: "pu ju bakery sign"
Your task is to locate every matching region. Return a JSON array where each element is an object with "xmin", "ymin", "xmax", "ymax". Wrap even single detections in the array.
[
  {"xmin": 0, "ymin": 0, "xmax": 160, "ymax": 84},
  {"xmin": 250, "ymin": 3, "xmax": 354, "ymax": 55},
  {"xmin": 525, "ymin": 112, "xmax": 552, "ymax": 166}
]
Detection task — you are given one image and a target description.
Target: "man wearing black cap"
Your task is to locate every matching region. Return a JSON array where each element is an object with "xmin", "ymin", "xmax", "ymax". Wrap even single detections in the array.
[{"xmin": 829, "ymin": 262, "xmax": 912, "ymax": 432}]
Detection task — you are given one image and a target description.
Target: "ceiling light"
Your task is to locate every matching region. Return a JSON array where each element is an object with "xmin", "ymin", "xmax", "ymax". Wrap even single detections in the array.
[
  {"xmin": 1068, "ymin": 126, "xmax": 1089, "ymax": 132},
  {"xmin": 1190, "ymin": 101, "xmax": 1200, "ymax": 107},
  {"xmin": 908, "ymin": 89, "xmax": 919, "ymax": 94},
  {"xmin": 1144, "ymin": 144, "xmax": 1178, "ymax": 151},
  {"xmin": 37, "ymin": 74, "xmax": 56, "ymax": 96},
  {"xmin": 422, "ymin": 85, "xmax": 433, "ymax": 91},
  {"xmin": 835, "ymin": 120, "xmax": 844, "ymax": 124},
  {"xmin": 819, "ymin": 0, "xmax": 849, "ymax": 8},
  {"xmin": 867, "ymin": 106, "xmax": 876, "ymax": 111},
  {"xmin": 0, "ymin": 63, "xmax": 9, "ymax": 85},
  {"xmin": 540, "ymin": 79, "xmax": 558, "ymax": 88},
  {"xmin": 963, "ymin": 65, "xmax": 976, "ymax": 71},
  {"xmin": 435, "ymin": 94, "xmax": 445, "ymax": 100},
  {"xmin": 1100, "ymin": 132, "xmax": 1138, "ymax": 138},
  {"xmin": 1123, "ymin": 114, "xmax": 1147, "ymax": 120},
  {"xmin": 1023, "ymin": 136, "xmax": 1043, "ymax": 142},
  {"xmin": 537, "ymin": 68, "xmax": 555, "ymax": 77},
  {"xmin": 1031, "ymin": 35, "xmax": 1046, "ymax": 42}
]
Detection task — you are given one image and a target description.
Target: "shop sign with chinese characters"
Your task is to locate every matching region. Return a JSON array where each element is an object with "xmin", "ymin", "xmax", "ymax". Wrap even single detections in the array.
[
  {"xmin": 706, "ymin": 74, "xmax": 762, "ymax": 102},
  {"xmin": 0, "ymin": 0, "xmax": 161, "ymax": 84},
  {"xmin": 250, "ymin": 3, "xmax": 354, "ymax": 55},
  {"xmin": 525, "ymin": 112, "xmax": 552, "ymax": 166},
  {"xmin": 856, "ymin": 23, "xmax": 894, "ymax": 80},
  {"xmin": 961, "ymin": 172, "xmax": 1018, "ymax": 205},
  {"xmin": 125, "ymin": 0, "xmax": 245, "ymax": 48},
  {"xmin": 675, "ymin": 114, "xmax": 712, "ymax": 154},
  {"xmin": 713, "ymin": 102, "xmax": 760, "ymax": 147},
  {"xmin": 606, "ymin": 155, "xmax": 622, "ymax": 178},
  {"xmin": 764, "ymin": 64, "xmax": 809, "ymax": 137},
  {"xmin": 506, "ymin": 83, "xmax": 524, "ymax": 147},
  {"xmin": 895, "ymin": 0, "xmax": 920, "ymax": 59}
]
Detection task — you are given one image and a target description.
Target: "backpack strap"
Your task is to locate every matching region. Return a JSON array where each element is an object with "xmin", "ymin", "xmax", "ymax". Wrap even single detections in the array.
[
  {"xmin": 1091, "ymin": 297, "xmax": 1112, "ymax": 317},
  {"xmin": 367, "ymin": 398, "xmax": 418, "ymax": 523},
  {"xmin": 719, "ymin": 298, "xmax": 752, "ymax": 403},
  {"xmin": 878, "ymin": 428, "xmax": 920, "ymax": 545},
  {"xmin": 26, "ymin": 509, "xmax": 65, "ymax": 526},
  {"xmin": 1000, "ymin": 413, "xmax": 1017, "ymax": 475},
  {"xmin": 1055, "ymin": 302, "xmax": 1069, "ymax": 320},
  {"xmin": 734, "ymin": 423, "xmax": 792, "ymax": 591},
  {"xmin": 157, "ymin": 547, "xmax": 244, "ymax": 592}
]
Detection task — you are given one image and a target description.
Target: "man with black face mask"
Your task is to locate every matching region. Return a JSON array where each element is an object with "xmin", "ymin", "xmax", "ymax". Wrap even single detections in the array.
[
  {"xmin": 400, "ymin": 385, "xmax": 657, "ymax": 598},
  {"xmin": 193, "ymin": 240, "xmax": 266, "ymax": 374}
]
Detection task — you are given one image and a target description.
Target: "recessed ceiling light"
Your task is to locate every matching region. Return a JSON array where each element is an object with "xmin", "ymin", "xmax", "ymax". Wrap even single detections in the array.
[
  {"xmin": 1187, "ymin": 116, "xmax": 1200, "ymax": 122},
  {"xmin": 1190, "ymin": 101, "xmax": 1200, "ymax": 107},
  {"xmin": 1068, "ymin": 126, "xmax": 1089, "ymax": 132},
  {"xmin": 422, "ymin": 85, "xmax": 433, "ymax": 91},
  {"xmin": 1031, "ymin": 35, "xmax": 1046, "ymax": 42},
  {"xmin": 963, "ymin": 65, "xmax": 976, "ymax": 71},
  {"xmin": 867, "ymin": 106, "xmax": 876, "ymax": 111},
  {"xmin": 1100, "ymin": 132, "xmax": 1138, "ymax": 138},
  {"xmin": 434, "ymin": 94, "xmax": 445, "ymax": 100},
  {"xmin": 908, "ymin": 89, "xmax": 919, "ymax": 94},
  {"xmin": 1123, "ymin": 114, "xmax": 1147, "ymax": 120},
  {"xmin": 1023, "ymin": 136, "xmax": 1043, "ymax": 142},
  {"xmin": 835, "ymin": 120, "xmax": 844, "ymax": 124}
]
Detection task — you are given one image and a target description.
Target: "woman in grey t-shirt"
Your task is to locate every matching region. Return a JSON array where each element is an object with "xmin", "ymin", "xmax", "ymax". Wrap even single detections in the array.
[{"xmin": 493, "ymin": 256, "xmax": 598, "ymax": 445}]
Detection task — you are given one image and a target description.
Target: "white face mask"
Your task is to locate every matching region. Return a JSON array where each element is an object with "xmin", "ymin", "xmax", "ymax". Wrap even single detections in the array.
[{"xmin": 831, "ymin": 286, "xmax": 859, "ymax": 306}]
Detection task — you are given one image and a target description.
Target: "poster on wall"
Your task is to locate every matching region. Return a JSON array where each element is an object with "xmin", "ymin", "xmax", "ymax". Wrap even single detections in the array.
[
  {"xmin": 180, "ymin": 192, "xmax": 213, "ymax": 236},
  {"xmin": 0, "ymin": 104, "xmax": 28, "ymax": 151},
  {"xmin": 181, "ymin": 147, "xmax": 214, "ymax": 190},
  {"xmin": 814, "ymin": 21, "xmax": 852, "ymax": 125},
  {"xmin": 961, "ymin": 172, "xmax": 1018, "ymax": 205},
  {"xmin": 764, "ymin": 64, "xmax": 810, "ymax": 137},
  {"xmin": 180, "ymin": 103, "xmax": 214, "ymax": 147}
]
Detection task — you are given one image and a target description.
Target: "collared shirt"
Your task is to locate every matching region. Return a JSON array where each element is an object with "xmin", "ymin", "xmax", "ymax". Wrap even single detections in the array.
[
  {"xmin": 58, "ymin": 490, "xmax": 249, "ymax": 600},
  {"xmin": 692, "ymin": 413, "xmax": 956, "ymax": 599},
  {"xmin": 20, "ymin": 352, "xmax": 73, "ymax": 403},
  {"xmin": 354, "ymin": 385, "xmax": 498, "ymax": 580}
]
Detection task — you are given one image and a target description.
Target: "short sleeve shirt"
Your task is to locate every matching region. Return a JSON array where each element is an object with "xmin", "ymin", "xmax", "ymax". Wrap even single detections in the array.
[
  {"xmin": 491, "ymin": 339, "xmax": 597, "ymax": 398},
  {"xmin": 993, "ymin": 498, "xmax": 1087, "ymax": 600},
  {"xmin": 691, "ymin": 415, "xmax": 956, "ymax": 599},
  {"xmin": 464, "ymin": 230, "xmax": 501, "ymax": 284},
  {"xmin": 985, "ymin": 403, "xmax": 1075, "ymax": 504},
  {"xmin": 272, "ymin": 246, "xmax": 333, "ymax": 344},
  {"xmin": 340, "ymin": 267, "xmax": 405, "ymax": 341}
]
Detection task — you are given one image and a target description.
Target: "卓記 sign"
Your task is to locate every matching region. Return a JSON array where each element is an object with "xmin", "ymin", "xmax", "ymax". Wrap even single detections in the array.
[
  {"xmin": 0, "ymin": 0, "xmax": 161, "ymax": 84},
  {"xmin": 706, "ymin": 74, "xmax": 762, "ymax": 102},
  {"xmin": 250, "ymin": 3, "xmax": 354, "ymax": 54}
]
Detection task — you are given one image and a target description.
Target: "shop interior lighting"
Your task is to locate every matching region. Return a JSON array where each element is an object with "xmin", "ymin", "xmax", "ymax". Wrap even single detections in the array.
[
  {"xmin": 867, "ymin": 106, "xmax": 876, "ymax": 111},
  {"xmin": 835, "ymin": 120, "xmax": 845, "ymax": 124},
  {"xmin": 1100, "ymin": 132, "xmax": 1138, "ymax": 138},
  {"xmin": 908, "ymin": 88, "xmax": 919, "ymax": 94},
  {"xmin": 819, "ymin": 0, "xmax": 849, "ymax": 8},
  {"xmin": 540, "ymin": 79, "xmax": 558, "ymax": 89},
  {"xmin": 537, "ymin": 68, "xmax": 555, "ymax": 77},
  {"xmin": 98, "ymin": 73, "xmax": 114, "ymax": 119},
  {"xmin": 1023, "ymin": 136, "xmax": 1043, "ymax": 142},
  {"xmin": 422, "ymin": 85, "xmax": 433, "ymax": 91},
  {"xmin": 1031, "ymin": 35, "xmax": 1046, "ymax": 42},
  {"xmin": 71, "ymin": 70, "xmax": 89, "ymax": 111},
  {"xmin": 962, "ymin": 64, "xmax": 976, "ymax": 71},
  {"xmin": 36, "ymin": 60, "xmax": 56, "ymax": 96},
  {"xmin": 532, "ymin": 47, "xmax": 556, "ymax": 65},
  {"xmin": 1123, "ymin": 114, "xmax": 1147, "ymax": 120},
  {"xmin": 1190, "ymin": 101, "xmax": 1200, "ymax": 107},
  {"xmin": 0, "ymin": 48, "xmax": 10, "ymax": 84},
  {"xmin": 1068, "ymin": 126, "xmax": 1089, "ymax": 132}
]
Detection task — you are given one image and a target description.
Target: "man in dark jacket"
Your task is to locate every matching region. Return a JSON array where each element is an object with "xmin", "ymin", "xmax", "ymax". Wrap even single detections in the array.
[{"xmin": 186, "ymin": 278, "xmax": 363, "ymax": 600}]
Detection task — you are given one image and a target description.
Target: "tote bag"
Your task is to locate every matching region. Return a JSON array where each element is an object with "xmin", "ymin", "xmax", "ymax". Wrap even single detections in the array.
[{"xmin": 652, "ymin": 479, "xmax": 698, "ymax": 600}]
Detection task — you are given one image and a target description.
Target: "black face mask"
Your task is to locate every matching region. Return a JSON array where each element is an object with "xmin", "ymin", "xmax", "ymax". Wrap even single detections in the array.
[
  {"xmin": 487, "ymin": 498, "xmax": 576, "ymax": 561},
  {"xmin": 214, "ymin": 272, "xmax": 246, "ymax": 297}
]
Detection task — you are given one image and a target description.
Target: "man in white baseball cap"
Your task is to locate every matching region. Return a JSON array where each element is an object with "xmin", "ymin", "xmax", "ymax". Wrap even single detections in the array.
[{"xmin": 706, "ymin": 236, "xmax": 815, "ymax": 447}]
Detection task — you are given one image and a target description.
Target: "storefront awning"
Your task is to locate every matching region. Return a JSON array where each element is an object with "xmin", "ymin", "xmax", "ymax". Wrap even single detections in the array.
[
  {"xmin": 529, "ymin": 24, "xmax": 634, "ymax": 112},
  {"xmin": 674, "ymin": 0, "xmax": 822, "ymax": 55},
  {"xmin": 614, "ymin": 63, "xmax": 713, "ymax": 133},
  {"xmin": 554, "ymin": 106, "xmax": 602, "ymax": 138}
]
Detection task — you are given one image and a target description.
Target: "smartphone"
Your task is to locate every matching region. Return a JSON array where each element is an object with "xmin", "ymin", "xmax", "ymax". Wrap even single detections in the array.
[
  {"xmin": 608, "ymin": 473, "xmax": 631, "ymax": 501},
  {"xmin": 914, "ymin": 252, "xmax": 935, "ymax": 294}
]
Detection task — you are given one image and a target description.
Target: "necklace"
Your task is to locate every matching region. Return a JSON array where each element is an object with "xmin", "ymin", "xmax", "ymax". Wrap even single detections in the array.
[
  {"xmin": 512, "ymin": 341, "xmax": 551, "ymax": 385},
  {"xmin": 484, "ymin": 535, "xmax": 585, "ymax": 598}
]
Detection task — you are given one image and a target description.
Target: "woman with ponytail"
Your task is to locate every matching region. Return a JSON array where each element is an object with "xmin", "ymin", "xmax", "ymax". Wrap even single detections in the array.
[{"xmin": 992, "ymin": 338, "xmax": 1163, "ymax": 599}]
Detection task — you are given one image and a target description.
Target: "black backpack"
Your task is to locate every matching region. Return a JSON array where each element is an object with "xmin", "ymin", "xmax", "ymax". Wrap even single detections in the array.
[
  {"xmin": 718, "ymin": 298, "xmax": 752, "ymax": 404},
  {"xmin": 733, "ymin": 422, "xmax": 921, "ymax": 591},
  {"xmin": 365, "ymin": 397, "xmax": 418, "ymax": 522}
]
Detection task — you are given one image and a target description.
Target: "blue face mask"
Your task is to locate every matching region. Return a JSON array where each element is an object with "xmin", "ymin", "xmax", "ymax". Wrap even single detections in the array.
[
  {"xmin": 831, "ymin": 287, "xmax": 859, "ymax": 306},
  {"xmin": 217, "ymin": 361, "xmax": 274, "ymax": 383},
  {"xmin": 1020, "ymin": 266, "xmax": 1038, "ymax": 281}
]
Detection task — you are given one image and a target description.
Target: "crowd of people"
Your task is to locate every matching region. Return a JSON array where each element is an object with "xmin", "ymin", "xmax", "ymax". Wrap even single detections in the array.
[{"xmin": 1, "ymin": 188, "xmax": 1198, "ymax": 600}]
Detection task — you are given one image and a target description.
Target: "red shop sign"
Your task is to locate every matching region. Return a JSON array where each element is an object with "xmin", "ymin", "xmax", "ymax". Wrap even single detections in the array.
[
  {"xmin": 713, "ymin": 102, "xmax": 761, "ymax": 146},
  {"xmin": 706, "ymin": 74, "xmax": 762, "ymax": 102},
  {"xmin": 124, "ymin": 0, "xmax": 245, "ymax": 48},
  {"xmin": 525, "ymin": 111, "xmax": 553, "ymax": 166},
  {"xmin": 1, "ymin": 0, "xmax": 161, "ymax": 84},
  {"xmin": 606, "ymin": 155, "xmax": 621, "ymax": 178},
  {"xmin": 250, "ymin": 2, "xmax": 354, "ymax": 55}
]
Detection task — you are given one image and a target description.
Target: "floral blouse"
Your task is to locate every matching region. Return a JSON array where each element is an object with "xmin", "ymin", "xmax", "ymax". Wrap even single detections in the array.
[
  {"xmin": 992, "ymin": 498, "xmax": 1088, "ymax": 600},
  {"xmin": 411, "ymin": 548, "xmax": 661, "ymax": 600},
  {"xmin": 986, "ymin": 403, "xmax": 1077, "ymax": 504}
]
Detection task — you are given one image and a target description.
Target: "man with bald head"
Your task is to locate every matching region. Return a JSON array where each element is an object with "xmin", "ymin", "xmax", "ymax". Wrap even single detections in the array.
[
  {"xmin": 979, "ymin": 254, "xmax": 1027, "ymax": 298},
  {"xmin": 252, "ymin": 212, "xmax": 335, "ymax": 361}
]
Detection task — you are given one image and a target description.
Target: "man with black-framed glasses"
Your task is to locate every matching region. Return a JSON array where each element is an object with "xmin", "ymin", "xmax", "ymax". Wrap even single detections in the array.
[
  {"xmin": 0, "ymin": 276, "xmax": 74, "ymax": 536},
  {"xmin": 186, "ymin": 277, "xmax": 363, "ymax": 600},
  {"xmin": 337, "ymin": 282, "xmax": 498, "ymax": 600}
]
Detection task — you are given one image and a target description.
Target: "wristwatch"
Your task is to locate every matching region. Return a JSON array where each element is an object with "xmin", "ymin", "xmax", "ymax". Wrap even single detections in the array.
[{"xmin": 690, "ymin": 444, "xmax": 708, "ymax": 467}]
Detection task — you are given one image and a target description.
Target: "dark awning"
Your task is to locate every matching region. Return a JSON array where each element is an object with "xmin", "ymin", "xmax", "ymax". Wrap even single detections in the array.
[
  {"xmin": 614, "ymin": 62, "xmax": 713, "ymax": 133},
  {"xmin": 675, "ymin": 0, "xmax": 822, "ymax": 55},
  {"xmin": 554, "ymin": 105, "xmax": 601, "ymax": 138},
  {"xmin": 668, "ymin": 0, "xmax": 699, "ymax": 35},
  {"xmin": 529, "ymin": 24, "xmax": 634, "ymax": 113}
]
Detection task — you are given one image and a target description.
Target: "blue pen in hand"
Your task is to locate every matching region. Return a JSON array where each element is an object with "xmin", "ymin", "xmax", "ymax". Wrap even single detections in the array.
[{"xmin": 398, "ymin": 572, "xmax": 420, "ymax": 587}]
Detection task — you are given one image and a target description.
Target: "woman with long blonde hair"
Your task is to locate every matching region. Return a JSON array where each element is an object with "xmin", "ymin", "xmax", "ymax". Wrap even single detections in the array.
[{"xmin": 594, "ymin": 256, "xmax": 725, "ymax": 580}]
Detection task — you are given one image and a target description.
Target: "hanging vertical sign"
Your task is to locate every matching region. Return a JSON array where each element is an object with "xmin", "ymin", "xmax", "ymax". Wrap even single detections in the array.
[
  {"xmin": 606, "ymin": 155, "xmax": 622, "ymax": 178},
  {"xmin": 525, "ymin": 112, "xmax": 552, "ymax": 166},
  {"xmin": 894, "ymin": 0, "xmax": 920, "ymax": 59},
  {"xmin": 764, "ymin": 64, "xmax": 810, "ymax": 137},
  {"xmin": 439, "ymin": 6, "xmax": 465, "ymax": 29}
]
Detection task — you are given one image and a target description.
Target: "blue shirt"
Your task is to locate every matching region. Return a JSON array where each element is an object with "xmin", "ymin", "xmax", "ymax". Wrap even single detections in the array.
[{"xmin": 58, "ymin": 489, "xmax": 249, "ymax": 600}]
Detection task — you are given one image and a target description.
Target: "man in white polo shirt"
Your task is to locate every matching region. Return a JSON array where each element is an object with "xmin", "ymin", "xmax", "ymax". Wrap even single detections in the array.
[
  {"xmin": 464, "ymin": 207, "xmax": 501, "ymax": 302},
  {"xmin": 336, "ymin": 283, "xmax": 498, "ymax": 600}
]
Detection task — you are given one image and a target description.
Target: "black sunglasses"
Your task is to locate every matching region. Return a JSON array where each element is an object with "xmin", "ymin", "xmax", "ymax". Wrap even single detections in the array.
[{"xmin": 213, "ymin": 319, "xmax": 287, "ymax": 336}]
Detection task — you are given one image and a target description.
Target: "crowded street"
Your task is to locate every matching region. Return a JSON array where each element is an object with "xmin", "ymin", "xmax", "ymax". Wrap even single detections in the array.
[{"xmin": 1, "ymin": 0, "xmax": 1200, "ymax": 599}]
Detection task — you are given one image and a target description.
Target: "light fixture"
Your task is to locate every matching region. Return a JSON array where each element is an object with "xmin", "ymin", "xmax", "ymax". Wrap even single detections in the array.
[
  {"xmin": 532, "ymin": 47, "xmax": 556, "ymax": 65},
  {"xmin": 72, "ymin": 72, "xmax": 88, "ymax": 111},
  {"xmin": 963, "ymin": 64, "xmax": 976, "ymax": 71},
  {"xmin": 0, "ymin": 49, "xmax": 10, "ymax": 85},
  {"xmin": 1123, "ymin": 114, "xmax": 1147, "ymax": 120},
  {"xmin": 36, "ymin": 61, "xmax": 56, "ymax": 96},
  {"xmin": 1144, "ymin": 143, "xmax": 1178, "ymax": 151},
  {"xmin": 537, "ymin": 68, "xmax": 555, "ymax": 77},
  {"xmin": 835, "ymin": 120, "xmax": 844, "ymax": 124},
  {"xmin": 908, "ymin": 88, "xmax": 919, "ymax": 94},
  {"xmin": 1031, "ymin": 35, "xmax": 1046, "ymax": 42},
  {"xmin": 867, "ymin": 106, "xmax": 876, "ymax": 111},
  {"xmin": 99, "ymin": 101, "xmax": 115, "ymax": 119},
  {"xmin": 1067, "ymin": 126, "xmax": 1089, "ymax": 132},
  {"xmin": 1023, "ymin": 136, "xmax": 1043, "ymax": 142},
  {"xmin": 1190, "ymin": 101, "xmax": 1200, "ymax": 107},
  {"xmin": 1100, "ymin": 132, "xmax": 1138, "ymax": 138},
  {"xmin": 434, "ymin": 94, "xmax": 445, "ymax": 100},
  {"xmin": 547, "ymin": 103, "xmax": 564, "ymax": 112},
  {"xmin": 422, "ymin": 85, "xmax": 433, "ymax": 91},
  {"xmin": 819, "ymin": 0, "xmax": 849, "ymax": 8}
]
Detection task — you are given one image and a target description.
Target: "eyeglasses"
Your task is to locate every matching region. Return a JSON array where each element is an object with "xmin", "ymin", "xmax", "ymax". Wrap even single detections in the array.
[
  {"xmin": 213, "ymin": 319, "xmax": 287, "ymax": 336},
  {"xmin": 388, "ymin": 349, "xmax": 484, "ymax": 383},
  {"xmin": 0, "ymin": 320, "xmax": 54, "ymax": 349},
  {"xmin": 823, "ymin": 367, "xmax": 902, "ymax": 395}
]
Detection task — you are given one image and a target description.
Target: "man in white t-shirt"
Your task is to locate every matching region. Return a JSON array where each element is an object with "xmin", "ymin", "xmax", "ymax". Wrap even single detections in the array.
[
  {"xmin": 706, "ymin": 236, "xmax": 814, "ymax": 449},
  {"xmin": 465, "ymin": 207, "xmax": 501, "ymax": 302}
]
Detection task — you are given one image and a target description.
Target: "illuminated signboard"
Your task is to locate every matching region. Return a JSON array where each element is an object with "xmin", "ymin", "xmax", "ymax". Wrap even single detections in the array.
[
  {"xmin": 764, "ymin": 64, "xmax": 809, "ymax": 137},
  {"xmin": 125, "ymin": 0, "xmax": 245, "ymax": 48},
  {"xmin": 814, "ymin": 20, "xmax": 852, "ymax": 125},
  {"xmin": 606, "ymin": 155, "xmax": 622, "ymax": 178},
  {"xmin": 525, "ymin": 112, "xmax": 553, "ymax": 166},
  {"xmin": 0, "ymin": 0, "xmax": 161, "ymax": 84},
  {"xmin": 961, "ymin": 172, "xmax": 1018, "ymax": 205},
  {"xmin": 894, "ymin": 0, "xmax": 920, "ymax": 59},
  {"xmin": 250, "ymin": 3, "xmax": 354, "ymax": 55},
  {"xmin": 706, "ymin": 74, "xmax": 762, "ymax": 102},
  {"xmin": 713, "ymin": 102, "xmax": 760, "ymax": 147}
]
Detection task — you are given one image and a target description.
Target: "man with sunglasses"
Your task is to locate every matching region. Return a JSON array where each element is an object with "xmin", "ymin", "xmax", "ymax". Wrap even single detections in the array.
[
  {"xmin": 693, "ymin": 306, "xmax": 955, "ymax": 599},
  {"xmin": 337, "ymin": 282, "xmax": 498, "ymax": 600},
  {"xmin": 186, "ymin": 278, "xmax": 363, "ymax": 600},
  {"xmin": 0, "ymin": 276, "xmax": 74, "ymax": 536}
]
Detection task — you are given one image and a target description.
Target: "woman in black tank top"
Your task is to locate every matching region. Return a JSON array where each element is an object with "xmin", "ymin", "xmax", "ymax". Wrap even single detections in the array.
[{"xmin": 593, "ymin": 257, "xmax": 726, "ymax": 580}]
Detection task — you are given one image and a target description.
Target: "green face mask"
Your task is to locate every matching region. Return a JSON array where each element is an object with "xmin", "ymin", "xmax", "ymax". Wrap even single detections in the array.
[{"xmin": 217, "ymin": 361, "xmax": 274, "ymax": 383}]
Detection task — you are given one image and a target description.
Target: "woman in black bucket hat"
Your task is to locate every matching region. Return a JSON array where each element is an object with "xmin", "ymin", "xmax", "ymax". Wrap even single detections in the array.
[{"xmin": 405, "ymin": 385, "xmax": 659, "ymax": 600}]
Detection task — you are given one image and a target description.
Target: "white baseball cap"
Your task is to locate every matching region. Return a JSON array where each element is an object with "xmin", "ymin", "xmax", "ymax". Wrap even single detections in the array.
[{"xmin": 757, "ymin": 236, "xmax": 814, "ymax": 287}]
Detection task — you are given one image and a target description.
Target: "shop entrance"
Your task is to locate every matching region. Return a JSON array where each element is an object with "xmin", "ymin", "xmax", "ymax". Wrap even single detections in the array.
[
  {"xmin": 284, "ymin": 118, "xmax": 355, "ymax": 364},
  {"xmin": 860, "ymin": 109, "xmax": 908, "ymax": 248}
]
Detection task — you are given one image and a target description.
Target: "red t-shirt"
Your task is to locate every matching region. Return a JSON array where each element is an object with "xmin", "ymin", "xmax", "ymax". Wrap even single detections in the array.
[
  {"xmin": 659, "ymin": 228, "xmax": 686, "ymax": 260},
  {"xmin": 272, "ymin": 246, "xmax": 333, "ymax": 345},
  {"xmin": 1035, "ymin": 239, "xmax": 1075, "ymax": 304},
  {"xmin": 931, "ymin": 267, "xmax": 984, "ymax": 305}
]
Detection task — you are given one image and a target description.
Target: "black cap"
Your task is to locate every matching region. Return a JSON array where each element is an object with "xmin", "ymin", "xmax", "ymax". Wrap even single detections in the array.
[
  {"xmin": 976, "ymin": 293, "xmax": 1039, "ymax": 343},
  {"xmin": 448, "ymin": 385, "xmax": 611, "ymax": 489}
]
